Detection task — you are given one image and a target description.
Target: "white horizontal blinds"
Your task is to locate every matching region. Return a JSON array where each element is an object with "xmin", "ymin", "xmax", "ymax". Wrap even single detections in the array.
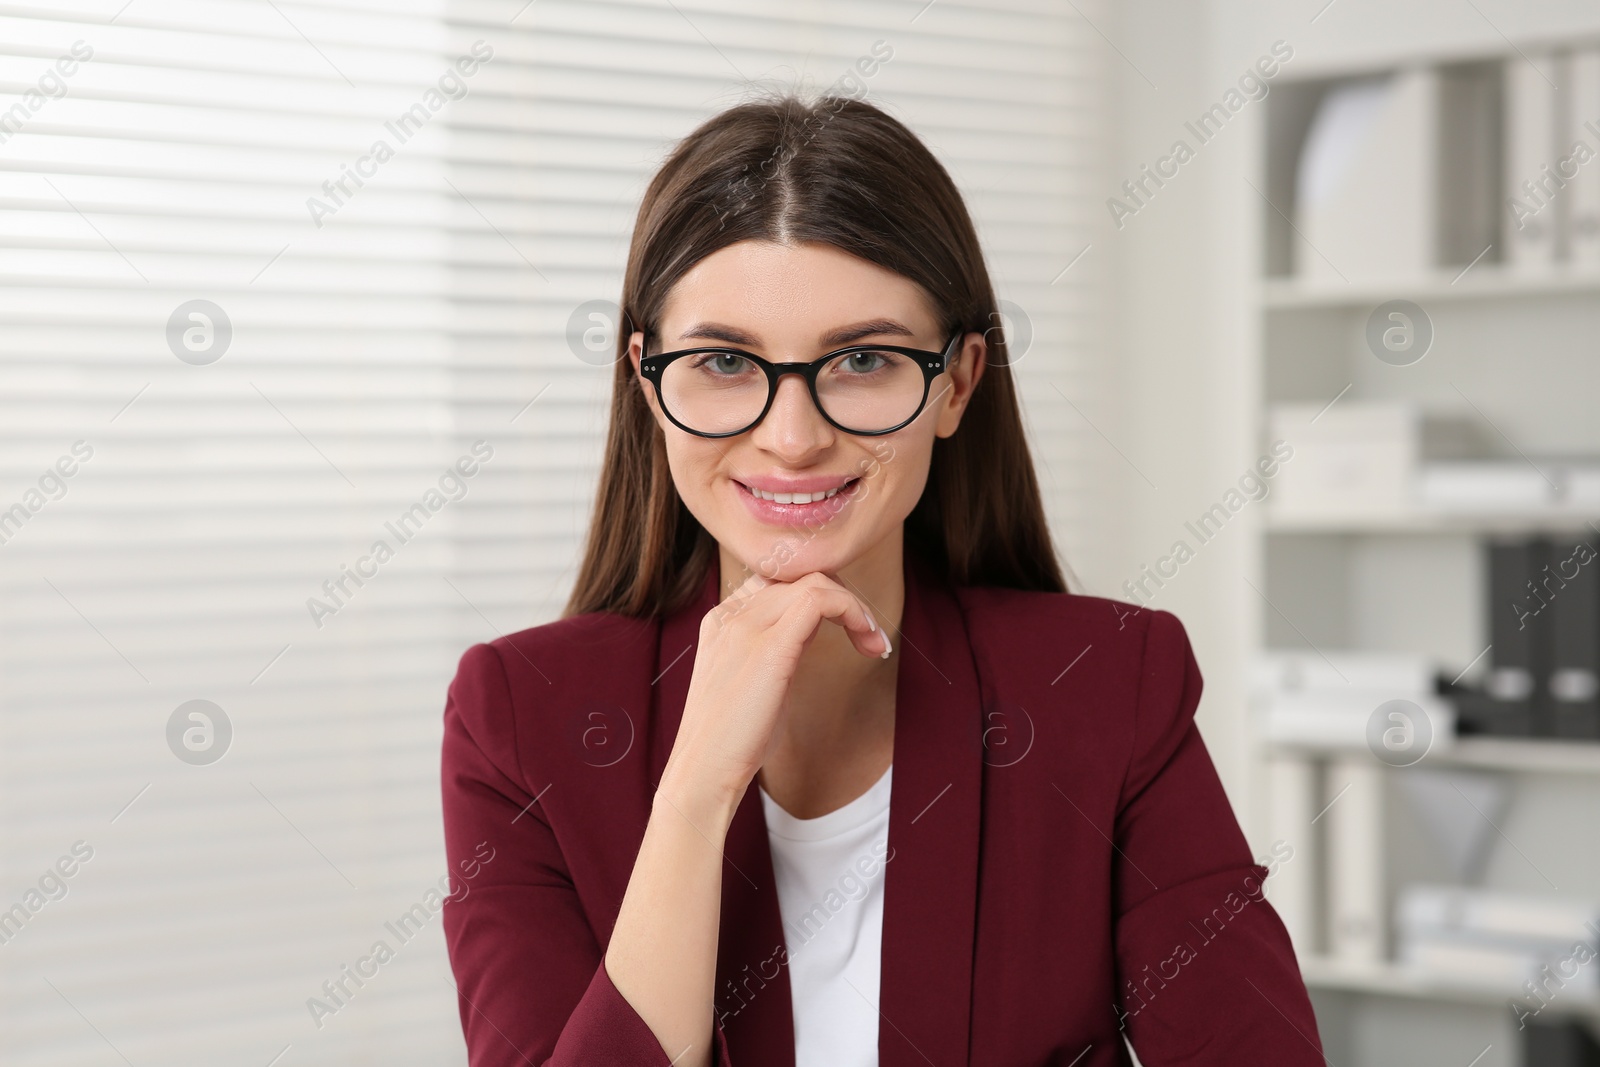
[
  {"xmin": 0, "ymin": 1, "xmax": 484, "ymax": 1064},
  {"xmin": 0, "ymin": 1, "xmax": 1105, "ymax": 1065}
]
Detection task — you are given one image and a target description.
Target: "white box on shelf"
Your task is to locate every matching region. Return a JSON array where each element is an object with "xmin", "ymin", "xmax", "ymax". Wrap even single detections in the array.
[
  {"xmin": 1295, "ymin": 69, "xmax": 1438, "ymax": 283},
  {"xmin": 1253, "ymin": 650, "xmax": 1454, "ymax": 753},
  {"xmin": 1260, "ymin": 692, "xmax": 1456, "ymax": 751},
  {"xmin": 1505, "ymin": 51, "xmax": 1561, "ymax": 269},
  {"xmin": 1395, "ymin": 883, "xmax": 1600, "ymax": 991},
  {"xmin": 1397, "ymin": 933, "xmax": 1550, "ymax": 988},
  {"xmin": 1416, "ymin": 461, "xmax": 1554, "ymax": 511},
  {"xmin": 1253, "ymin": 650, "xmax": 1438, "ymax": 694},
  {"xmin": 1396, "ymin": 883, "xmax": 1600, "ymax": 944},
  {"xmin": 1267, "ymin": 402, "xmax": 1418, "ymax": 520}
]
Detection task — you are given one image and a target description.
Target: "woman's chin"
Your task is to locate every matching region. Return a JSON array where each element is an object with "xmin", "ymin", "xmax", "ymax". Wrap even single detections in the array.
[{"xmin": 725, "ymin": 539, "xmax": 856, "ymax": 585}]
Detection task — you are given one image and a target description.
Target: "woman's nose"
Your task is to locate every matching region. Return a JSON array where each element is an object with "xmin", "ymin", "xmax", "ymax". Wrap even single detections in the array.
[{"xmin": 750, "ymin": 372, "xmax": 833, "ymax": 455}]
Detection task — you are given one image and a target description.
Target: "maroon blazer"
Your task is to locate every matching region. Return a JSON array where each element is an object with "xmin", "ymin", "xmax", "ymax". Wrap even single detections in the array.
[{"xmin": 439, "ymin": 548, "xmax": 1325, "ymax": 1066}]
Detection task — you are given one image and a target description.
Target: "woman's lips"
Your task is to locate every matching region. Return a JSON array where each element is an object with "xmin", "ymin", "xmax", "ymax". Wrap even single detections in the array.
[{"xmin": 733, "ymin": 476, "xmax": 862, "ymax": 526}]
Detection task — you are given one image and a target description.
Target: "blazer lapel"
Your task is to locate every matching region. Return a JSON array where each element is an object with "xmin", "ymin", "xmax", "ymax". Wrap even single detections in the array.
[
  {"xmin": 649, "ymin": 548, "xmax": 984, "ymax": 1067},
  {"xmin": 878, "ymin": 549, "xmax": 982, "ymax": 1067}
]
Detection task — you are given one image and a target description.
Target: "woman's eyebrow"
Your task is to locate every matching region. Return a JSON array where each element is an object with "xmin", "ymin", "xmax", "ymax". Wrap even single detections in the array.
[
  {"xmin": 677, "ymin": 318, "xmax": 918, "ymax": 348},
  {"xmin": 678, "ymin": 321, "xmax": 759, "ymax": 346},
  {"xmin": 819, "ymin": 319, "xmax": 917, "ymax": 346}
]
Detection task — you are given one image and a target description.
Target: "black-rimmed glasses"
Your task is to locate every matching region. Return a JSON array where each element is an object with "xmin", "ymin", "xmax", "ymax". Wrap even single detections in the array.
[{"xmin": 638, "ymin": 329, "xmax": 960, "ymax": 438}]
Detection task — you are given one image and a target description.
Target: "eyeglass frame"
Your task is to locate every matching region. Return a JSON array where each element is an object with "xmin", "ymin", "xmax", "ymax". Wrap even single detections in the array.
[{"xmin": 636, "ymin": 328, "xmax": 964, "ymax": 439}]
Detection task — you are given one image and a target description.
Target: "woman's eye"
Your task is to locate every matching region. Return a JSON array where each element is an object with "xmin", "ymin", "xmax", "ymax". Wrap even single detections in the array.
[
  {"xmin": 691, "ymin": 353, "xmax": 751, "ymax": 374},
  {"xmin": 841, "ymin": 351, "xmax": 890, "ymax": 373}
]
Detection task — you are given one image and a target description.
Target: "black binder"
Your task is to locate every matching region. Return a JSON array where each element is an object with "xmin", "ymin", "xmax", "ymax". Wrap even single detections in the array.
[
  {"xmin": 1524, "ymin": 1017, "xmax": 1600, "ymax": 1067},
  {"xmin": 1482, "ymin": 537, "xmax": 1548, "ymax": 737},
  {"xmin": 1548, "ymin": 531, "xmax": 1600, "ymax": 741}
]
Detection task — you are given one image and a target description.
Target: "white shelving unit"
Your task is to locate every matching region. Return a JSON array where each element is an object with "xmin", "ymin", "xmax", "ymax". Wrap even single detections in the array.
[{"xmin": 1248, "ymin": 35, "xmax": 1600, "ymax": 1064}]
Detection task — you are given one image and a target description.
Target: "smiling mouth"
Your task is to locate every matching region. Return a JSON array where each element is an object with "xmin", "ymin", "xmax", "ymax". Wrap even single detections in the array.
[{"xmin": 736, "ymin": 477, "xmax": 860, "ymax": 504}]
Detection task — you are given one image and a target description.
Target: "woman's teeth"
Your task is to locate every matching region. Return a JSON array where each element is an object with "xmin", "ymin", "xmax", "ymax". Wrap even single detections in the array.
[{"xmin": 746, "ymin": 482, "xmax": 849, "ymax": 504}]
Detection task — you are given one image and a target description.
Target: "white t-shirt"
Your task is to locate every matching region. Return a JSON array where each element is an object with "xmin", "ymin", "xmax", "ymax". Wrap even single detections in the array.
[{"xmin": 758, "ymin": 763, "xmax": 893, "ymax": 1067}]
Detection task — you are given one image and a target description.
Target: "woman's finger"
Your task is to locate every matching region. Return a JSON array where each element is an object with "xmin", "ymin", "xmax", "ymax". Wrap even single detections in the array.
[{"xmin": 770, "ymin": 578, "xmax": 891, "ymax": 659}]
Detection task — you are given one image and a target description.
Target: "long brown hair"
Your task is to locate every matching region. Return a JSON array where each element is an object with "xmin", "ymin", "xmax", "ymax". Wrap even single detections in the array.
[{"xmin": 563, "ymin": 91, "xmax": 1067, "ymax": 619}]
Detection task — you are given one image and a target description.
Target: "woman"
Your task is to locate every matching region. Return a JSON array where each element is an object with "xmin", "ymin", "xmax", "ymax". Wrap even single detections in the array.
[{"xmin": 440, "ymin": 93, "xmax": 1323, "ymax": 1067}]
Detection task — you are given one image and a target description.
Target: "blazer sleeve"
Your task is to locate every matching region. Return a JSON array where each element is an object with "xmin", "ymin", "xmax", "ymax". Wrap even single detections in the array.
[
  {"xmin": 1111, "ymin": 610, "xmax": 1325, "ymax": 1065},
  {"xmin": 439, "ymin": 641, "xmax": 736, "ymax": 1067}
]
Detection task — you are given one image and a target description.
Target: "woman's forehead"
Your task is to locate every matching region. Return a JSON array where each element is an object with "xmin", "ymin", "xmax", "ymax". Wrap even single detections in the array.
[{"xmin": 657, "ymin": 241, "xmax": 940, "ymax": 344}]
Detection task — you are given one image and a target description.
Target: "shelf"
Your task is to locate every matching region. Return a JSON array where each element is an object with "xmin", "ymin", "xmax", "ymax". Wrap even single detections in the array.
[
  {"xmin": 1261, "ymin": 265, "xmax": 1600, "ymax": 309},
  {"xmin": 1264, "ymin": 507, "xmax": 1600, "ymax": 535},
  {"xmin": 1267, "ymin": 737, "xmax": 1600, "ymax": 776},
  {"xmin": 1428, "ymin": 737, "xmax": 1600, "ymax": 775},
  {"xmin": 1300, "ymin": 956, "xmax": 1600, "ymax": 1018}
]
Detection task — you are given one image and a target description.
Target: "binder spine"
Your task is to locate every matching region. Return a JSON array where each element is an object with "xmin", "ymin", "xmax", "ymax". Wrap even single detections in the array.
[
  {"xmin": 1568, "ymin": 50, "xmax": 1600, "ymax": 267},
  {"xmin": 1486, "ymin": 537, "xmax": 1550, "ymax": 737},
  {"xmin": 1505, "ymin": 52, "xmax": 1559, "ymax": 268},
  {"xmin": 1324, "ymin": 756, "xmax": 1386, "ymax": 962},
  {"xmin": 1548, "ymin": 531, "xmax": 1600, "ymax": 740},
  {"xmin": 1265, "ymin": 753, "xmax": 1321, "ymax": 956}
]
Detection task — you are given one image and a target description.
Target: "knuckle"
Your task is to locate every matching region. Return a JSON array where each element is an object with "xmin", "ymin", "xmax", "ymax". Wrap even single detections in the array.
[{"xmin": 704, "ymin": 603, "xmax": 740, "ymax": 633}]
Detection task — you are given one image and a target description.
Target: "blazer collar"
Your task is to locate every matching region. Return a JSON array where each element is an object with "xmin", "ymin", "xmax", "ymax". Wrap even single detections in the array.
[{"xmin": 651, "ymin": 547, "xmax": 984, "ymax": 1067}]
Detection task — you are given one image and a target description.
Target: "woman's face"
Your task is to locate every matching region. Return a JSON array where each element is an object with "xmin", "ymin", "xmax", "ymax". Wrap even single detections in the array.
[{"xmin": 628, "ymin": 239, "xmax": 985, "ymax": 583}]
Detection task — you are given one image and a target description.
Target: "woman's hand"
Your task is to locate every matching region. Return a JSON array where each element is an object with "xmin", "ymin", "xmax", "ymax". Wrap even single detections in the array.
[
  {"xmin": 610, "ymin": 571, "xmax": 889, "ymax": 1066},
  {"xmin": 658, "ymin": 570, "xmax": 891, "ymax": 814}
]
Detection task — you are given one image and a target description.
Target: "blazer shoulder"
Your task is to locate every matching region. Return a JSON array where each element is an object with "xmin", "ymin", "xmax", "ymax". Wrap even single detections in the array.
[
  {"xmin": 955, "ymin": 585, "xmax": 1199, "ymax": 727},
  {"xmin": 956, "ymin": 585, "xmax": 1203, "ymax": 801},
  {"xmin": 443, "ymin": 608, "xmax": 661, "ymax": 787},
  {"xmin": 955, "ymin": 584, "xmax": 1185, "ymax": 654},
  {"xmin": 475, "ymin": 607, "xmax": 660, "ymax": 686},
  {"xmin": 444, "ymin": 608, "xmax": 658, "ymax": 735}
]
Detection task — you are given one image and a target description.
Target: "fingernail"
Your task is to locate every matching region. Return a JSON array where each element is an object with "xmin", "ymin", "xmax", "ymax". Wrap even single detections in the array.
[
  {"xmin": 880, "ymin": 630, "xmax": 893, "ymax": 659},
  {"xmin": 867, "ymin": 611, "xmax": 877, "ymax": 632}
]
